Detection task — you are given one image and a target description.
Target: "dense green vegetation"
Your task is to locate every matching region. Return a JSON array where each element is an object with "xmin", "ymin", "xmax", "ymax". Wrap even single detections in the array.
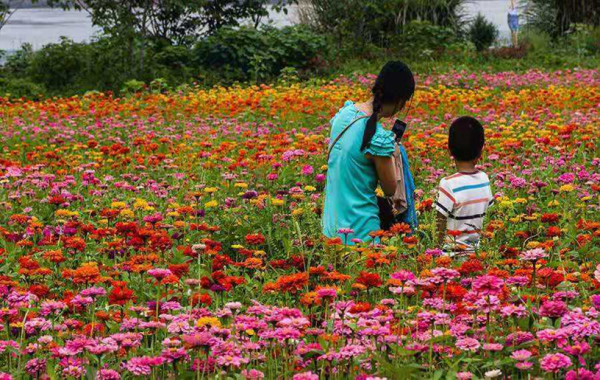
[{"xmin": 0, "ymin": 0, "xmax": 598, "ymax": 99}]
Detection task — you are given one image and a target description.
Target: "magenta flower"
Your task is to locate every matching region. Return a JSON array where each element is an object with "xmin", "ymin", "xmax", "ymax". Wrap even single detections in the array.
[
  {"xmin": 147, "ymin": 268, "xmax": 173, "ymax": 280},
  {"xmin": 539, "ymin": 300, "xmax": 569, "ymax": 318},
  {"xmin": 565, "ymin": 368, "xmax": 596, "ymax": 380},
  {"xmin": 301, "ymin": 165, "xmax": 314, "ymax": 175},
  {"xmin": 97, "ymin": 368, "xmax": 122, "ymax": 380},
  {"xmin": 540, "ymin": 353, "xmax": 572, "ymax": 373},
  {"xmin": 316, "ymin": 288, "xmax": 337, "ymax": 299},
  {"xmin": 391, "ymin": 270, "xmax": 415, "ymax": 282},
  {"xmin": 557, "ymin": 173, "xmax": 575, "ymax": 183},
  {"xmin": 24, "ymin": 358, "xmax": 46, "ymax": 376},
  {"xmin": 472, "ymin": 275, "xmax": 504, "ymax": 296}
]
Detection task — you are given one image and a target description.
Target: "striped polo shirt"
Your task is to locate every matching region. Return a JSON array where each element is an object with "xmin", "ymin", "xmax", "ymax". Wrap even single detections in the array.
[{"xmin": 435, "ymin": 171, "xmax": 493, "ymax": 249}]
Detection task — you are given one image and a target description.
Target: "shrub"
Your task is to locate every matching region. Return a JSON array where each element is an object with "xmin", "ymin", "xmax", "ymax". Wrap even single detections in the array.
[
  {"xmin": 193, "ymin": 25, "xmax": 328, "ymax": 82},
  {"xmin": 121, "ymin": 79, "xmax": 146, "ymax": 95},
  {"xmin": 523, "ymin": 0, "xmax": 600, "ymax": 38},
  {"xmin": 0, "ymin": 77, "xmax": 45, "ymax": 99},
  {"xmin": 298, "ymin": 0, "xmax": 467, "ymax": 50},
  {"xmin": 153, "ymin": 45, "xmax": 194, "ymax": 85},
  {"xmin": 27, "ymin": 37, "xmax": 90, "ymax": 93},
  {"xmin": 393, "ymin": 21, "xmax": 461, "ymax": 59},
  {"xmin": 2, "ymin": 43, "xmax": 34, "ymax": 77},
  {"xmin": 468, "ymin": 14, "xmax": 498, "ymax": 52}
]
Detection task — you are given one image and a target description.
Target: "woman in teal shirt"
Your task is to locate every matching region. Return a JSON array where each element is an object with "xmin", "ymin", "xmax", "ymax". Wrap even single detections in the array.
[{"xmin": 323, "ymin": 61, "xmax": 415, "ymax": 243}]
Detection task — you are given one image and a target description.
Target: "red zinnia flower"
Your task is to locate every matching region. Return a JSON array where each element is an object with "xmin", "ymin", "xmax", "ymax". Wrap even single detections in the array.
[
  {"xmin": 245, "ymin": 233, "xmax": 265, "ymax": 245},
  {"xmin": 108, "ymin": 283, "xmax": 136, "ymax": 306},
  {"xmin": 356, "ymin": 271, "xmax": 383, "ymax": 288}
]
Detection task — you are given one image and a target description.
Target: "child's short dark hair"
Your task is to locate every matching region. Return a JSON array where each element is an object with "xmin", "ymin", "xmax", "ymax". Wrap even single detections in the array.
[{"xmin": 448, "ymin": 116, "xmax": 485, "ymax": 161}]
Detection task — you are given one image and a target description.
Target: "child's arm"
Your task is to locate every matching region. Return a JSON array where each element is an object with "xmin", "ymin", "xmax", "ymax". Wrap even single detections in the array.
[{"xmin": 434, "ymin": 178, "xmax": 456, "ymax": 247}]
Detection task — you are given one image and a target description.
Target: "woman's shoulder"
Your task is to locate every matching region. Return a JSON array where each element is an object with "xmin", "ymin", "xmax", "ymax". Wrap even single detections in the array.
[
  {"xmin": 364, "ymin": 126, "xmax": 395, "ymax": 157},
  {"xmin": 330, "ymin": 101, "xmax": 360, "ymax": 124}
]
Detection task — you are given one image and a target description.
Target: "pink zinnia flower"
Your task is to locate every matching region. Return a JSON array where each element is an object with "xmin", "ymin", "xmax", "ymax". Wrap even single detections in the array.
[
  {"xmin": 565, "ymin": 368, "xmax": 596, "ymax": 380},
  {"xmin": 472, "ymin": 275, "xmax": 504, "ymax": 296},
  {"xmin": 147, "ymin": 268, "xmax": 172, "ymax": 279},
  {"xmin": 97, "ymin": 368, "xmax": 121, "ymax": 380},
  {"xmin": 483, "ymin": 343, "xmax": 503, "ymax": 351},
  {"xmin": 316, "ymin": 288, "xmax": 337, "ymax": 299},
  {"xmin": 431, "ymin": 267, "xmax": 460, "ymax": 282},
  {"xmin": 301, "ymin": 165, "xmax": 314, "ymax": 175},
  {"xmin": 25, "ymin": 358, "xmax": 46, "ymax": 375},
  {"xmin": 539, "ymin": 300, "xmax": 568, "ymax": 318},
  {"xmin": 515, "ymin": 362, "xmax": 533, "ymax": 370},
  {"xmin": 80, "ymin": 287, "xmax": 107, "ymax": 298},
  {"xmin": 182, "ymin": 332, "xmax": 214, "ymax": 349},
  {"xmin": 216, "ymin": 354, "xmax": 249, "ymax": 367},
  {"xmin": 337, "ymin": 228, "xmax": 354, "ymax": 235},
  {"xmin": 540, "ymin": 353, "xmax": 572, "ymax": 373},
  {"xmin": 519, "ymin": 248, "xmax": 547, "ymax": 261},
  {"xmin": 391, "ymin": 270, "xmax": 415, "ymax": 282},
  {"xmin": 557, "ymin": 173, "xmax": 575, "ymax": 183},
  {"xmin": 293, "ymin": 372, "xmax": 319, "ymax": 380},
  {"xmin": 456, "ymin": 337, "xmax": 480, "ymax": 352},
  {"xmin": 511, "ymin": 349, "xmax": 532, "ymax": 361},
  {"xmin": 241, "ymin": 369, "xmax": 265, "ymax": 379}
]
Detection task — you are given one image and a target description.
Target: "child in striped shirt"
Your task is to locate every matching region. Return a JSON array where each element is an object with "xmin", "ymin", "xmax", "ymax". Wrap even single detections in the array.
[{"xmin": 435, "ymin": 116, "xmax": 493, "ymax": 254}]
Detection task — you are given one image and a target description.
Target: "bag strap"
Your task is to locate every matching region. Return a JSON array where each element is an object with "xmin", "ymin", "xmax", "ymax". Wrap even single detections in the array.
[{"xmin": 327, "ymin": 115, "xmax": 369, "ymax": 161}]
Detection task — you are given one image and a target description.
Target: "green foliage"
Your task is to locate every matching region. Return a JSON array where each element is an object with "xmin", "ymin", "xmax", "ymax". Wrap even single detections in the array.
[
  {"xmin": 27, "ymin": 37, "xmax": 90, "ymax": 93},
  {"xmin": 2, "ymin": 43, "xmax": 34, "ymax": 76},
  {"xmin": 46, "ymin": 0, "xmax": 297, "ymax": 45},
  {"xmin": 522, "ymin": 0, "xmax": 600, "ymax": 38},
  {"xmin": 0, "ymin": 77, "xmax": 45, "ymax": 99},
  {"xmin": 299, "ymin": 0, "xmax": 467, "ymax": 51},
  {"xmin": 518, "ymin": 25, "xmax": 600, "ymax": 68},
  {"xmin": 194, "ymin": 25, "xmax": 328, "ymax": 83},
  {"xmin": 153, "ymin": 45, "xmax": 194, "ymax": 85},
  {"xmin": 393, "ymin": 21, "xmax": 461, "ymax": 59},
  {"xmin": 468, "ymin": 14, "xmax": 499, "ymax": 52},
  {"xmin": 121, "ymin": 79, "xmax": 146, "ymax": 95}
]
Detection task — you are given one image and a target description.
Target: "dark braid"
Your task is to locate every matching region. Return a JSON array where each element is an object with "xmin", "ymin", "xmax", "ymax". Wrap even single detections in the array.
[
  {"xmin": 360, "ymin": 61, "xmax": 415, "ymax": 153},
  {"xmin": 361, "ymin": 85, "xmax": 384, "ymax": 152}
]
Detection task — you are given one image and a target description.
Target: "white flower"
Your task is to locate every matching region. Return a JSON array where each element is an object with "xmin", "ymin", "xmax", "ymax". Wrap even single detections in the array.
[{"xmin": 484, "ymin": 369, "xmax": 502, "ymax": 379}]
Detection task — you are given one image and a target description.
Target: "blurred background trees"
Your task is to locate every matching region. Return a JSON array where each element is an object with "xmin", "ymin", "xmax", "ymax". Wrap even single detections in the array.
[{"xmin": 0, "ymin": 0, "xmax": 597, "ymax": 99}]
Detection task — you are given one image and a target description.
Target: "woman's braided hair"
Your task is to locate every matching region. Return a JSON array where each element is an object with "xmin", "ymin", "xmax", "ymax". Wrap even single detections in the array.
[{"xmin": 360, "ymin": 61, "xmax": 415, "ymax": 152}]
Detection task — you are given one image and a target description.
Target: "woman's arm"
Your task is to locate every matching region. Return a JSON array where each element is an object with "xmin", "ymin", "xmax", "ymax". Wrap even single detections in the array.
[{"xmin": 370, "ymin": 154, "xmax": 397, "ymax": 196}]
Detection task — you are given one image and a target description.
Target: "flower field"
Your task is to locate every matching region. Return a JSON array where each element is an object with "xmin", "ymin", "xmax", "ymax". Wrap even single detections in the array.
[{"xmin": 0, "ymin": 69, "xmax": 598, "ymax": 379}]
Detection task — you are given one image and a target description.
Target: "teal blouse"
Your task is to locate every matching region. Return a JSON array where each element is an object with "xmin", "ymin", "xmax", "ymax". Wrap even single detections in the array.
[{"xmin": 322, "ymin": 101, "xmax": 396, "ymax": 243}]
